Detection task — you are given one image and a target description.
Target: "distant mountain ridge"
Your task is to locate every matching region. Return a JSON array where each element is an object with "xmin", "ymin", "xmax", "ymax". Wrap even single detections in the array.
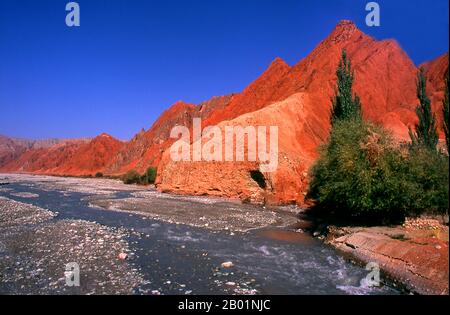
[{"xmin": 0, "ymin": 135, "xmax": 91, "ymax": 170}]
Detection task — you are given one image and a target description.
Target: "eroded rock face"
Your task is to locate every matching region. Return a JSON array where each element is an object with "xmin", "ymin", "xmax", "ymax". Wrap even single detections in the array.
[
  {"xmin": 0, "ymin": 135, "xmax": 28, "ymax": 168},
  {"xmin": 104, "ymin": 101, "xmax": 197, "ymax": 175},
  {"xmin": 49, "ymin": 133, "xmax": 124, "ymax": 176},
  {"xmin": 157, "ymin": 93, "xmax": 319, "ymax": 205},
  {"xmin": 204, "ymin": 58, "xmax": 292, "ymax": 126}
]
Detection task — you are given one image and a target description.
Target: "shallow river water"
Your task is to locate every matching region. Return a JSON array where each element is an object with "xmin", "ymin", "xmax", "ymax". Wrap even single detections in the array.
[{"xmin": 0, "ymin": 175, "xmax": 399, "ymax": 295}]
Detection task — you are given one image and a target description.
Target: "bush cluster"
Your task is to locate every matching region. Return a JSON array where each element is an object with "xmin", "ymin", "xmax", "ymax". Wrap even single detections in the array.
[
  {"xmin": 307, "ymin": 119, "xmax": 449, "ymax": 223},
  {"xmin": 121, "ymin": 167, "xmax": 157, "ymax": 185}
]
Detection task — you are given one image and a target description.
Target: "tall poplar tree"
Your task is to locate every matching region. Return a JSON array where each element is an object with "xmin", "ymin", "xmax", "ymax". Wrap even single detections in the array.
[
  {"xmin": 443, "ymin": 71, "xmax": 449, "ymax": 151},
  {"xmin": 409, "ymin": 68, "xmax": 439, "ymax": 151},
  {"xmin": 330, "ymin": 49, "xmax": 362, "ymax": 125}
]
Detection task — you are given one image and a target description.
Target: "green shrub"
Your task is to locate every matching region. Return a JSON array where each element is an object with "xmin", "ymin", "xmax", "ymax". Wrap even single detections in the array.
[
  {"xmin": 95, "ymin": 172, "xmax": 103, "ymax": 178},
  {"xmin": 307, "ymin": 119, "xmax": 449, "ymax": 223},
  {"xmin": 121, "ymin": 167, "xmax": 157, "ymax": 185},
  {"xmin": 137, "ymin": 167, "xmax": 157, "ymax": 185},
  {"xmin": 122, "ymin": 170, "xmax": 141, "ymax": 185},
  {"xmin": 404, "ymin": 147, "xmax": 449, "ymax": 215},
  {"xmin": 145, "ymin": 167, "xmax": 157, "ymax": 184}
]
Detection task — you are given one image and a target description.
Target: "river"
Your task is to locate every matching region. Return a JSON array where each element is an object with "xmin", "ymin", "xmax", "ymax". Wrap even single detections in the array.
[{"xmin": 0, "ymin": 174, "xmax": 399, "ymax": 295}]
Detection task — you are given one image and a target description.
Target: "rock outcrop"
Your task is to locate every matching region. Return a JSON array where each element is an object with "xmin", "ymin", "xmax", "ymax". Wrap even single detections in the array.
[
  {"xmin": 157, "ymin": 93, "xmax": 321, "ymax": 204},
  {"xmin": 327, "ymin": 224, "xmax": 449, "ymax": 295}
]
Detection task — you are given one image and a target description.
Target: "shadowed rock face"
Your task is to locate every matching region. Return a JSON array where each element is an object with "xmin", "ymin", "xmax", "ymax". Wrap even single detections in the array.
[{"xmin": 1, "ymin": 20, "xmax": 448, "ymax": 205}]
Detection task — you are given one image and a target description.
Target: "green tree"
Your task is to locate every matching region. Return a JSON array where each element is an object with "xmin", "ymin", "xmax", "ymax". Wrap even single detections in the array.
[
  {"xmin": 330, "ymin": 49, "xmax": 362, "ymax": 125},
  {"xmin": 443, "ymin": 71, "xmax": 449, "ymax": 152},
  {"xmin": 409, "ymin": 68, "xmax": 439, "ymax": 151},
  {"xmin": 307, "ymin": 119, "xmax": 412, "ymax": 223},
  {"xmin": 307, "ymin": 119, "xmax": 449, "ymax": 223},
  {"xmin": 145, "ymin": 167, "xmax": 157, "ymax": 184}
]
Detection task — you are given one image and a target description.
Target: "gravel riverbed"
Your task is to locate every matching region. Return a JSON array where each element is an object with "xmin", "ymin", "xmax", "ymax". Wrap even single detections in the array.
[{"xmin": 0, "ymin": 197, "xmax": 143, "ymax": 294}]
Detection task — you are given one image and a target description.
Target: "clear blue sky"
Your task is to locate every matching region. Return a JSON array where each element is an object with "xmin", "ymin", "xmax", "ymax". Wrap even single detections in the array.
[{"xmin": 0, "ymin": 0, "xmax": 448, "ymax": 140}]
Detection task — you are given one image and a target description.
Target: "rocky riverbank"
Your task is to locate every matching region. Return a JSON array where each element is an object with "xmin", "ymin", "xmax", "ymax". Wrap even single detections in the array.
[
  {"xmin": 324, "ymin": 218, "xmax": 449, "ymax": 295},
  {"xmin": 0, "ymin": 196, "xmax": 143, "ymax": 294}
]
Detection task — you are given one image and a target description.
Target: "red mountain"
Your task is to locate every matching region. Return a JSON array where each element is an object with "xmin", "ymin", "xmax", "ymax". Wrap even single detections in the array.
[
  {"xmin": 0, "ymin": 139, "xmax": 90, "ymax": 174},
  {"xmin": 204, "ymin": 58, "xmax": 291, "ymax": 125},
  {"xmin": 0, "ymin": 135, "xmax": 87, "ymax": 168},
  {"xmin": 0, "ymin": 134, "xmax": 122, "ymax": 176},
  {"xmin": 50, "ymin": 133, "xmax": 124, "ymax": 176},
  {"xmin": 157, "ymin": 20, "xmax": 449, "ymax": 205}
]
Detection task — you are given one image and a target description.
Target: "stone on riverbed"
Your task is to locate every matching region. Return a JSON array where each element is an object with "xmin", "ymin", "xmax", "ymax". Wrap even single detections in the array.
[{"xmin": 221, "ymin": 261, "xmax": 234, "ymax": 268}]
